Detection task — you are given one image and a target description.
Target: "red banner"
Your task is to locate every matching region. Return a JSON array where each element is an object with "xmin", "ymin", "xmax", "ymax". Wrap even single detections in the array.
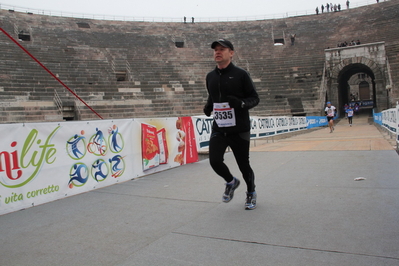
[
  {"xmin": 141, "ymin": 123, "xmax": 160, "ymax": 171},
  {"xmin": 180, "ymin": 117, "xmax": 198, "ymax": 164}
]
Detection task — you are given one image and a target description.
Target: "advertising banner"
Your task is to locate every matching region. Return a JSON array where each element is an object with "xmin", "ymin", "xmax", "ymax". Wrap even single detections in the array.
[
  {"xmin": 157, "ymin": 128, "xmax": 169, "ymax": 165},
  {"xmin": 289, "ymin": 116, "xmax": 308, "ymax": 132},
  {"xmin": 373, "ymin": 110, "xmax": 382, "ymax": 125},
  {"xmin": 375, "ymin": 106, "xmax": 399, "ymax": 145},
  {"xmin": 275, "ymin": 116, "xmax": 290, "ymax": 134},
  {"xmin": 1, "ymin": 113, "xmax": 330, "ymax": 215},
  {"xmin": 194, "ymin": 115, "xmax": 309, "ymax": 150},
  {"xmin": 132, "ymin": 117, "xmax": 199, "ymax": 175},
  {"xmin": 0, "ymin": 120, "xmax": 135, "ymax": 215},
  {"xmin": 252, "ymin": 116, "xmax": 276, "ymax": 138},
  {"xmin": 307, "ymin": 116, "xmax": 328, "ymax": 129},
  {"xmin": 193, "ymin": 116, "xmax": 213, "ymax": 152},
  {"xmin": 141, "ymin": 123, "xmax": 160, "ymax": 171},
  {"xmin": 0, "ymin": 117, "xmax": 198, "ymax": 215},
  {"xmin": 179, "ymin": 116, "xmax": 198, "ymax": 164},
  {"xmin": 381, "ymin": 108, "xmax": 397, "ymax": 134},
  {"xmin": 397, "ymin": 105, "xmax": 399, "ymax": 145}
]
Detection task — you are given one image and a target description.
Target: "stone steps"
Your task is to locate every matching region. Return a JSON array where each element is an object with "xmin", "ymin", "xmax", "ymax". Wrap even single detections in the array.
[{"xmin": 0, "ymin": 0, "xmax": 398, "ymax": 122}]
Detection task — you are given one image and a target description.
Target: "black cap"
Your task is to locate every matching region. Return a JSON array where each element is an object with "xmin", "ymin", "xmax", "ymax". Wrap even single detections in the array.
[{"xmin": 211, "ymin": 39, "xmax": 234, "ymax": 50}]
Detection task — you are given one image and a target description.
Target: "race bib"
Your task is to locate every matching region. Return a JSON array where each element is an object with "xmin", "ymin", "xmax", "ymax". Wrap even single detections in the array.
[
  {"xmin": 326, "ymin": 107, "xmax": 335, "ymax": 117},
  {"xmin": 213, "ymin": 102, "xmax": 236, "ymax": 127}
]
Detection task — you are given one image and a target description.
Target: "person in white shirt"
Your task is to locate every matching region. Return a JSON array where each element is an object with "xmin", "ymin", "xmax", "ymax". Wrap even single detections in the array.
[{"xmin": 324, "ymin": 102, "xmax": 336, "ymax": 133}]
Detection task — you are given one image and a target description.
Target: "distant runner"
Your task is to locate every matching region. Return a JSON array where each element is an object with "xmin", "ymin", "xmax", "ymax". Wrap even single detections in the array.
[
  {"xmin": 346, "ymin": 106, "xmax": 354, "ymax": 126},
  {"xmin": 325, "ymin": 102, "xmax": 336, "ymax": 133}
]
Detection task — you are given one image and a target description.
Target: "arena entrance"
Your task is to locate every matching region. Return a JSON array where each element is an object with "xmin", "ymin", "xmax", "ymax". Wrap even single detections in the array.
[
  {"xmin": 324, "ymin": 42, "xmax": 391, "ymax": 116},
  {"xmin": 337, "ymin": 63, "xmax": 376, "ymax": 116}
]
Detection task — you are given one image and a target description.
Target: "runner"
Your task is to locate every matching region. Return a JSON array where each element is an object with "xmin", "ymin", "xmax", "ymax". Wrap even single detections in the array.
[
  {"xmin": 346, "ymin": 105, "xmax": 354, "ymax": 126},
  {"xmin": 203, "ymin": 39, "xmax": 260, "ymax": 210},
  {"xmin": 325, "ymin": 101, "xmax": 336, "ymax": 133}
]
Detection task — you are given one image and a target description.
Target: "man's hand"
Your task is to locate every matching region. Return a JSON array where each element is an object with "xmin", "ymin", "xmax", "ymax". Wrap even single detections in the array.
[
  {"xmin": 204, "ymin": 107, "xmax": 212, "ymax": 117},
  {"xmin": 227, "ymin": 95, "xmax": 243, "ymax": 109}
]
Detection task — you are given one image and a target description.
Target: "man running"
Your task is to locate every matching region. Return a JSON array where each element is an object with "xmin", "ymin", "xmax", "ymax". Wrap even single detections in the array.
[{"xmin": 203, "ymin": 39, "xmax": 260, "ymax": 210}]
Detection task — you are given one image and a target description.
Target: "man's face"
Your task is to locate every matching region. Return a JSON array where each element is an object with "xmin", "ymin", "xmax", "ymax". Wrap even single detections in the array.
[
  {"xmin": 327, "ymin": 103, "xmax": 331, "ymax": 107},
  {"xmin": 213, "ymin": 44, "xmax": 234, "ymax": 65}
]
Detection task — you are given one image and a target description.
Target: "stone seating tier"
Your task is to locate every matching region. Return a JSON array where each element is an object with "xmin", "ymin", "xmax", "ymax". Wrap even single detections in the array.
[{"xmin": 0, "ymin": 0, "xmax": 398, "ymax": 122}]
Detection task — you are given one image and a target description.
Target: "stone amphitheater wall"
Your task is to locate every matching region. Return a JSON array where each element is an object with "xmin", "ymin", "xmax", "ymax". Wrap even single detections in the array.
[{"xmin": 0, "ymin": 0, "xmax": 398, "ymax": 122}]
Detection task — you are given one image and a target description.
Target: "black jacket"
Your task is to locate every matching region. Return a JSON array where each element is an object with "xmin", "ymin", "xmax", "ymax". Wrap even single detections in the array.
[{"xmin": 204, "ymin": 62, "xmax": 259, "ymax": 133}]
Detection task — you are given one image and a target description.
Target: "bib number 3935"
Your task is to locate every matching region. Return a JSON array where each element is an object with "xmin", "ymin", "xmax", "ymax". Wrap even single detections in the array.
[{"xmin": 213, "ymin": 102, "xmax": 236, "ymax": 127}]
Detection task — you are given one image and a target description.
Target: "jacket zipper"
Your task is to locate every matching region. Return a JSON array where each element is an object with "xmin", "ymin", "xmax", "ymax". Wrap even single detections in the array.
[{"xmin": 218, "ymin": 70, "xmax": 222, "ymax": 102}]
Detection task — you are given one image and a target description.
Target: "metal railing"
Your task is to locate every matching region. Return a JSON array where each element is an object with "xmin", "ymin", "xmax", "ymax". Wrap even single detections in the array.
[
  {"xmin": 54, "ymin": 89, "xmax": 63, "ymax": 115},
  {"xmin": 74, "ymin": 89, "xmax": 82, "ymax": 120},
  {"xmin": 0, "ymin": 0, "xmax": 387, "ymax": 23},
  {"xmin": 319, "ymin": 62, "xmax": 328, "ymax": 114}
]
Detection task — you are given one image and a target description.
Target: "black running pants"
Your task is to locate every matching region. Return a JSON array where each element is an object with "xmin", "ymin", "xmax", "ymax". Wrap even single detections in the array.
[{"xmin": 209, "ymin": 131, "xmax": 255, "ymax": 193}]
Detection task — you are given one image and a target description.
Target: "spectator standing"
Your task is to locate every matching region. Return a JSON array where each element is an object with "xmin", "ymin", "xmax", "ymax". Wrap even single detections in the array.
[
  {"xmin": 316, "ymin": 6, "xmax": 319, "ymax": 15},
  {"xmin": 326, "ymin": 3, "xmax": 330, "ymax": 12},
  {"xmin": 203, "ymin": 39, "xmax": 260, "ymax": 210},
  {"xmin": 321, "ymin": 4, "xmax": 325, "ymax": 13},
  {"xmin": 290, "ymin": 34, "xmax": 296, "ymax": 45},
  {"xmin": 346, "ymin": 0, "xmax": 350, "ymax": 9}
]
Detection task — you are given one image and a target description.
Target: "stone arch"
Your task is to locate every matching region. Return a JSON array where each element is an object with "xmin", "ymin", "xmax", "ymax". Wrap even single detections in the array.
[{"xmin": 329, "ymin": 56, "xmax": 387, "ymax": 115}]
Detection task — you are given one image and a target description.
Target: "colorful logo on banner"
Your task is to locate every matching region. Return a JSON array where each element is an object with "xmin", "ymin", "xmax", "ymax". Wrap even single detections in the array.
[
  {"xmin": 176, "ymin": 117, "xmax": 198, "ymax": 165},
  {"xmin": 141, "ymin": 117, "xmax": 198, "ymax": 171},
  {"xmin": 141, "ymin": 123, "xmax": 162, "ymax": 171},
  {"xmin": 66, "ymin": 125, "xmax": 126, "ymax": 188},
  {"xmin": 194, "ymin": 117, "xmax": 213, "ymax": 148},
  {"xmin": 0, "ymin": 127, "xmax": 60, "ymax": 189}
]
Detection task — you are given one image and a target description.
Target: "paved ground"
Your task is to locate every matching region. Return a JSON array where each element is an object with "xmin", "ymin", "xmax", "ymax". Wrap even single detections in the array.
[{"xmin": 1, "ymin": 115, "xmax": 399, "ymax": 266}]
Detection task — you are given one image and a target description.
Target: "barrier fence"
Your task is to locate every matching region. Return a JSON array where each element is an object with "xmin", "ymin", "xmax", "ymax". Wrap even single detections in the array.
[
  {"xmin": 0, "ymin": 114, "xmax": 327, "ymax": 215},
  {"xmin": 374, "ymin": 106, "xmax": 399, "ymax": 145},
  {"xmin": 0, "ymin": 0, "xmax": 386, "ymax": 23}
]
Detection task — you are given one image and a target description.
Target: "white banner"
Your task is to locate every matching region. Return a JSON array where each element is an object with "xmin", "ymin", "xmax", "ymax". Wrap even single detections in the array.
[
  {"xmin": 193, "ymin": 115, "xmax": 308, "ymax": 152},
  {"xmin": 0, "ymin": 114, "xmax": 312, "ymax": 215},
  {"xmin": 192, "ymin": 116, "xmax": 214, "ymax": 153},
  {"xmin": 381, "ymin": 108, "xmax": 397, "ymax": 134},
  {"xmin": 0, "ymin": 117, "xmax": 198, "ymax": 215},
  {"xmin": 252, "ymin": 116, "xmax": 277, "ymax": 138},
  {"xmin": 375, "ymin": 106, "xmax": 399, "ymax": 145}
]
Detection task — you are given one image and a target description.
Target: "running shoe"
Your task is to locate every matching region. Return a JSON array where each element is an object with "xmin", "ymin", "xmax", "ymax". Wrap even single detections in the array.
[
  {"xmin": 245, "ymin": 191, "xmax": 257, "ymax": 210},
  {"xmin": 222, "ymin": 177, "xmax": 240, "ymax": 203}
]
